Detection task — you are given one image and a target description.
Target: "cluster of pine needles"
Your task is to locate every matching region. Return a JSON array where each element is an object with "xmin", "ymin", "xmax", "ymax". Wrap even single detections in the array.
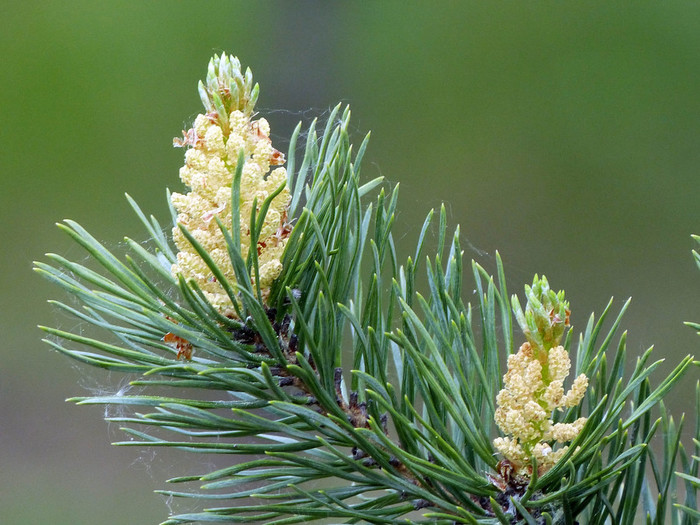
[{"xmin": 36, "ymin": 57, "xmax": 699, "ymax": 524}]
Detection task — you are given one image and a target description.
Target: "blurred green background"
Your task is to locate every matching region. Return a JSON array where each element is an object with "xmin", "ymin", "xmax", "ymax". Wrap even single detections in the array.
[{"xmin": 2, "ymin": 2, "xmax": 699, "ymax": 523}]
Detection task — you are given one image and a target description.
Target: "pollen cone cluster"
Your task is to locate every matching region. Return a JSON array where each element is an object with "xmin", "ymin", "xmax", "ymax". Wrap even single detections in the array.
[
  {"xmin": 493, "ymin": 342, "xmax": 588, "ymax": 474},
  {"xmin": 170, "ymin": 54, "xmax": 290, "ymax": 314}
]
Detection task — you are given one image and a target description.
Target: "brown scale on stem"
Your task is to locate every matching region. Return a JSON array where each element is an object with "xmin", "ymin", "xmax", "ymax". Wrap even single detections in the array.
[{"xmin": 162, "ymin": 316, "xmax": 194, "ymax": 361}]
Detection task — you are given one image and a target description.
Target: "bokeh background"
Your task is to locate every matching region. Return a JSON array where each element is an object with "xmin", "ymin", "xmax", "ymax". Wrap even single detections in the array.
[{"xmin": 2, "ymin": 2, "xmax": 699, "ymax": 523}]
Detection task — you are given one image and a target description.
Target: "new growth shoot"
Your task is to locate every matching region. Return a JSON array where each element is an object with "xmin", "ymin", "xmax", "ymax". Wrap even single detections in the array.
[
  {"xmin": 494, "ymin": 275, "xmax": 588, "ymax": 476},
  {"xmin": 171, "ymin": 54, "xmax": 291, "ymax": 314}
]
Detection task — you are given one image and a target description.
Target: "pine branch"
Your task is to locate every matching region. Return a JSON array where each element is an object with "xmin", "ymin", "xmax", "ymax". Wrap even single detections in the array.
[{"xmin": 36, "ymin": 53, "xmax": 698, "ymax": 525}]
